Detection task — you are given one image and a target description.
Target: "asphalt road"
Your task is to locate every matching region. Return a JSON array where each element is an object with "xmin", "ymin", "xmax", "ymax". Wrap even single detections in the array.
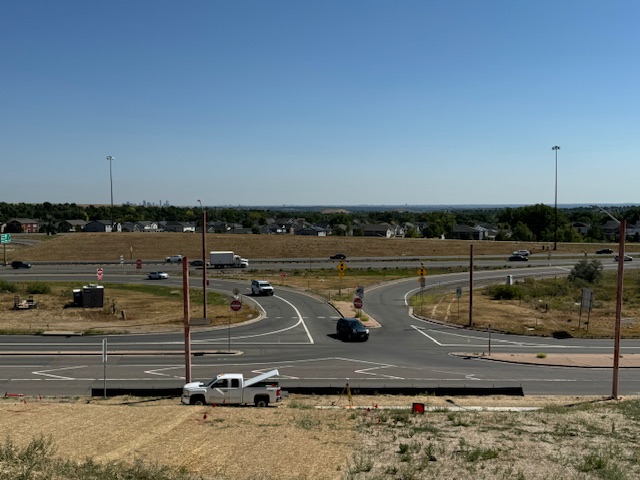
[{"xmin": 1, "ymin": 261, "xmax": 639, "ymax": 398}]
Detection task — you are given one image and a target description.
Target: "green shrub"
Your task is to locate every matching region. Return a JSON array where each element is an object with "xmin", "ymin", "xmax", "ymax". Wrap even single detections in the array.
[
  {"xmin": 24, "ymin": 282, "xmax": 51, "ymax": 295},
  {"xmin": 485, "ymin": 284, "xmax": 523, "ymax": 300},
  {"xmin": 0, "ymin": 280, "xmax": 17, "ymax": 293}
]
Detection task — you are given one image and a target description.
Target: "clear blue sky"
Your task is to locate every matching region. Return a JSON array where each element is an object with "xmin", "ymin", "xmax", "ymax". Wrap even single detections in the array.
[{"xmin": 2, "ymin": 1, "xmax": 639, "ymax": 207}]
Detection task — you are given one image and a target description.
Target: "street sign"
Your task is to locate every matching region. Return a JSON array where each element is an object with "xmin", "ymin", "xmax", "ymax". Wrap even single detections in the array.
[
  {"xmin": 456, "ymin": 286, "xmax": 462, "ymax": 298},
  {"xmin": 417, "ymin": 266, "xmax": 427, "ymax": 277},
  {"xmin": 0, "ymin": 234, "xmax": 10, "ymax": 244},
  {"xmin": 337, "ymin": 261, "xmax": 347, "ymax": 273},
  {"xmin": 355, "ymin": 286, "xmax": 364, "ymax": 298},
  {"xmin": 230, "ymin": 299, "xmax": 242, "ymax": 311},
  {"xmin": 419, "ymin": 276, "xmax": 426, "ymax": 288},
  {"xmin": 136, "ymin": 259, "xmax": 142, "ymax": 270},
  {"xmin": 119, "ymin": 255, "xmax": 124, "ymax": 264},
  {"xmin": 353, "ymin": 297, "xmax": 363, "ymax": 309},
  {"xmin": 97, "ymin": 268, "xmax": 103, "ymax": 281},
  {"xmin": 280, "ymin": 272, "xmax": 287, "ymax": 278}
]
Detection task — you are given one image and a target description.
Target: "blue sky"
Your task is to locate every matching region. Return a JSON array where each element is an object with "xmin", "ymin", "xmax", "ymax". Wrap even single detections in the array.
[{"xmin": 2, "ymin": 1, "xmax": 639, "ymax": 207}]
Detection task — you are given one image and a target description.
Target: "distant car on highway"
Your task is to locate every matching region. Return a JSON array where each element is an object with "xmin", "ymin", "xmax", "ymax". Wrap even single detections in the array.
[
  {"xmin": 147, "ymin": 271, "xmax": 169, "ymax": 280},
  {"xmin": 189, "ymin": 260, "xmax": 210, "ymax": 267},
  {"xmin": 615, "ymin": 255, "xmax": 633, "ymax": 262},
  {"xmin": 596, "ymin": 248, "xmax": 614, "ymax": 254},
  {"xmin": 330, "ymin": 253, "xmax": 347, "ymax": 260},
  {"xmin": 512, "ymin": 250, "xmax": 530, "ymax": 257},
  {"xmin": 508, "ymin": 254, "xmax": 529, "ymax": 262},
  {"xmin": 11, "ymin": 260, "xmax": 32, "ymax": 269},
  {"xmin": 165, "ymin": 255, "xmax": 183, "ymax": 264}
]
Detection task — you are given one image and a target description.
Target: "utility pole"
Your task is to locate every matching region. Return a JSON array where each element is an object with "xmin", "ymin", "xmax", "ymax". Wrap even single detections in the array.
[
  {"xmin": 106, "ymin": 156, "xmax": 115, "ymax": 232},
  {"xmin": 552, "ymin": 146, "xmax": 560, "ymax": 250}
]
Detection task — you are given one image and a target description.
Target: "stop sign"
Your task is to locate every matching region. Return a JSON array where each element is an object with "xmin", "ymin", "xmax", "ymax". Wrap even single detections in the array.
[
  {"xmin": 136, "ymin": 259, "xmax": 142, "ymax": 269},
  {"xmin": 97, "ymin": 268, "xmax": 103, "ymax": 280},
  {"xmin": 230, "ymin": 299, "xmax": 242, "ymax": 311},
  {"xmin": 353, "ymin": 297, "xmax": 363, "ymax": 309}
]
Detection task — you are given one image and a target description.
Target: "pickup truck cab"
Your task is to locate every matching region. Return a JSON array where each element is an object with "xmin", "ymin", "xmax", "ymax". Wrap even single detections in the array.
[
  {"xmin": 251, "ymin": 280, "xmax": 274, "ymax": 296},
  {"xmin": 181, "ymin": 369, "xmax": 281, "ymax": 407}
]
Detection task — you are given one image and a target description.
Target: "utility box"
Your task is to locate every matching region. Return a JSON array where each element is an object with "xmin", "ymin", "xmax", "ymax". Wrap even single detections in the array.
[
  {"xmin": 506, "ymin": 275, "xmax": 513, "ymax": 286},
  {"xmin": 74, "ymin": 284, "xmax": 104, "ymax": 308},
  {"xmin": 82, "ymin": 285, "xmax": 104, "ymax": 308}
]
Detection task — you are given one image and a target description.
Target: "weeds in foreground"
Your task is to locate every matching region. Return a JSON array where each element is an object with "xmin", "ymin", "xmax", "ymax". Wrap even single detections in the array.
[{"xmin": 0, "ymin": 436, "xmax": 198, "ymax": 480}]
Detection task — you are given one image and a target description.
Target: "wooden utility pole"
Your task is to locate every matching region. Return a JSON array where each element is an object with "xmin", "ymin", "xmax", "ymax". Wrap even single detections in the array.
[
  {"xmin": 469, "ymin": 244, "xmax": 474, "ymax": 327},
  {"xmin": 183, "ymin": 257, "xmax": 191, "ymax": 383}
]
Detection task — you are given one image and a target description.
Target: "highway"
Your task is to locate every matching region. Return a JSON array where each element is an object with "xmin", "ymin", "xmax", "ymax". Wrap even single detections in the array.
[{"xmin": 1, "ymin": 260, "xmax": 639, "ymax": 398}]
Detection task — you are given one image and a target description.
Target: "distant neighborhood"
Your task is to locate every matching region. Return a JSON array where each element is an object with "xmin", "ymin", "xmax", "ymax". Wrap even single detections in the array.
[{"xmin": 1, "ymin": 202, "xmax": 640, "ymax": 243}]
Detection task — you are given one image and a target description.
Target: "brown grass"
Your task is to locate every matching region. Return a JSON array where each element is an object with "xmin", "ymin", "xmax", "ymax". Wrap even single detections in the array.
[
  {"xmin": 6, "ymin": 232, "xmax": 611, "ymax": 262},
  {"xmin": 1, "ymin": 395, "xmax": 639, "ymax": 480}
]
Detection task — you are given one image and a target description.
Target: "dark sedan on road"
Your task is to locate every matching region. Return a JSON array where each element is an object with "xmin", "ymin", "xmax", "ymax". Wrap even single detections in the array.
[
  {"xmin": 596, "ymin": 248, "xmax": 614, "ymax": 254},
  {"xmin": 508, "ymin": 254, "xmax": 529, "ymax": 262},
  {"xmin": 330, "ymin": 253, "xmax": 347, "ymax": 260},
  {"xmin": 336, "ymin": 317, "xmax": 369, "ymax": 341}
]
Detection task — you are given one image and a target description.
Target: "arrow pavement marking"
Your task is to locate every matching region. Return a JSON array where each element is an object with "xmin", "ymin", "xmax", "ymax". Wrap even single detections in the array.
[{"xmin": 33, "ymin": 366, "xmax": 87, "ymax": 380}]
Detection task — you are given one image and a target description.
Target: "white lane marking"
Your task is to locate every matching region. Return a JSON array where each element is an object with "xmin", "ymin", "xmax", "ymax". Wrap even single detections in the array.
[
  {"xmin": 32, "ymin": 365, "xmax": 87, "ymax": 380},
  {"xmin": 144, "ymin": 367, "xmax": 184, "ymax": 378},
  {"xmin": 354, "ymin": 366, "xmax": 403, "ymax": 379}
]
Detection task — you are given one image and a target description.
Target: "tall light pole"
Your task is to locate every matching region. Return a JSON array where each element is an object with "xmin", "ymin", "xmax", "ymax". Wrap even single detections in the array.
[
  {"xmin": 197, "ymin": 200, "xmax": 207, "ymax": 321},
  {"xmin": 552, "ymin": 146, "xmax": 560, "ymax": 250},
  {"xmin": 106, "ymin": 156, "xmax": 115, "ymax": 232}
]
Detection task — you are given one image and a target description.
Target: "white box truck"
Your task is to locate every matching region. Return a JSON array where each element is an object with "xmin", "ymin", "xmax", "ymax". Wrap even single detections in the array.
[
  {"xmin": 210, "ymin": 251, "xmax": 249, "ymax": 268},
  {"xmin": 181, "ymin": 369, "xmax": 281, "ymax": 407}
]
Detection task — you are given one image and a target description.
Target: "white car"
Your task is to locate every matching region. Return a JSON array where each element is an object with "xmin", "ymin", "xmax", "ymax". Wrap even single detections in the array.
[
  {"xmin": 251, "ymin": 280, "xmax": 274, "ymax": 296},
  {"xmin": 165, "ymin": 255, "xmax": 183, "ymax": 264},
  {"xmin": 147, "ymin": 271, "xmax": 169, "ymax": 280},
  {"xmin": 513, "ymin": 250, "xmax": 530, "ymax": 257}
]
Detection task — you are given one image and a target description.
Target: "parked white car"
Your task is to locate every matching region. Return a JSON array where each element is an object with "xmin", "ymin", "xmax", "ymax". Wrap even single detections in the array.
[
  {"xmin": 512, "ymin": 250, "xmax": 530, "ymax": 257},
  {"xmin": 165, "ymin": 255, "xmax": 183, "ymax": 264},
  {"xmin": 147, "ymin": 271, "xmax": 169, "ymax": 280}
]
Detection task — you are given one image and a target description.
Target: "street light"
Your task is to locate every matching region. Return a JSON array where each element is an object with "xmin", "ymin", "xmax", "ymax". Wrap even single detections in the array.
[
  {"xmin": 197, "ymin": 200, "xmax": 207, "ymax": 321},
  {"xmin": 106, "ymin": 156, "xmax": 115, "ymax": 232},
  {"xmin": 552, "ymin": 146, "xmax": 560, "ymax": 250}
]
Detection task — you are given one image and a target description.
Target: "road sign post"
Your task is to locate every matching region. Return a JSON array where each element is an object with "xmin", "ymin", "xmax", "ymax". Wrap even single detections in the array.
[{"xmin": 1, "ymin": 233, "xmax": 9, "ymax": 266}]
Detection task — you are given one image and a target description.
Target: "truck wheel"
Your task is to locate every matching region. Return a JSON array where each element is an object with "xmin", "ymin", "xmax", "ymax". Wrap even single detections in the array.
[
  {"xmin": 255, "ymin": 397, "xmax": 269, "ymax": 407},
  {"xmin": 190, "ymin": 396, "xmax": 206, "ymax": 406}
]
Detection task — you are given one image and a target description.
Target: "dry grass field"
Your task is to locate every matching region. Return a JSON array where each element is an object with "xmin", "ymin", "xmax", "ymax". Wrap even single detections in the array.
[
  {"xmin": 1, "ymin": 395, "xmax": 640, "ymax": 480},
  {"xmin": 4, "ymin": 232, "xmax": 610, "ymax": 262}
]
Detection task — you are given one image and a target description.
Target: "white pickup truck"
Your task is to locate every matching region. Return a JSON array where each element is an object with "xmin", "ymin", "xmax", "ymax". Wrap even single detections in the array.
[{"xmin": 181, "ymin": 369, "xmax": 281, "ymax": 407}]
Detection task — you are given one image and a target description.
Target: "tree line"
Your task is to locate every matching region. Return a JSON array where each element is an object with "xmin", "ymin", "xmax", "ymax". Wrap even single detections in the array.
[{"xmin": 1, "ymin": 202, "xmax": 639, "ymax": 242}]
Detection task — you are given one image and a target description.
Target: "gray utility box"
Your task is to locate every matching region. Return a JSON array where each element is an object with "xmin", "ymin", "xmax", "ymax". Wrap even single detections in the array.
[{"xmin": 72, "ymin": 285, "xmax": 104, "ymax": 308}]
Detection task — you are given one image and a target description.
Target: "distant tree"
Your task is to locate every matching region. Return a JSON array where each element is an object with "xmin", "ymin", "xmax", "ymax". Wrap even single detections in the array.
[
  {"xmin": 568, "ymin": 259, "xmax": 603, "ymax": 284},
  {"xmin": 511, "ymin": 222, "xmax": 534, "ymax": 241}
]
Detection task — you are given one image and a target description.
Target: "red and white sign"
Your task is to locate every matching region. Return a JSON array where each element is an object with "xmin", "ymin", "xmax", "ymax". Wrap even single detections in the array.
[
  {"xmin": 353, "ymin": 297, "xmax": 363, "ymax": 309},
  {"xmin": 97, "ymin": 267, "xmax": 103, "ymax": 281},
  {"xmin": 230, "ymin": 299, "xmax": 242, "ymax": 311},
  {"xmin": 280, "ymin": 272, "xmax": 287, "ymax": 278},
  {"xmin": 136, "ymin": 259, "xmax": 142, "ymax": 270}
]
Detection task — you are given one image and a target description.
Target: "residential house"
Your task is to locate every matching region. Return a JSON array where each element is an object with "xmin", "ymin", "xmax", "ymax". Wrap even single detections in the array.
[
  {"xmin": 121, "ymin": 221, "xmax": 161, "ymax": 233},
  {"xmin": 85, "ymin": 220, "xmax": 121, "ymax": 233},
  {"xmin": 296, "ymin": 226, "xmax": 327, "ymax": 236},
  {"xmin": 163, "ymin": 221, "xmax": 196, "ymax": 233},
  {"xmin": 451, "ymin": 224, "xmax": 488, "ymax": 240},
  {"xmin": 62, "ymin": 220, "xmax": 88, "ymax": 232},
  {"xmin": 363, "ymin": 224, "xmax": 395, "ymax": 238},
  {"xmin": 6, "ymin": 218, "xmax": 40, "ymax": 233},
  {"xmin": 571, "ymin": 222, "xmax": 591, "ymax": 236}
]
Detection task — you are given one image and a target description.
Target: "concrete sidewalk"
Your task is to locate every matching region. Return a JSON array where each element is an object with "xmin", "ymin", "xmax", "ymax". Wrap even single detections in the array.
[{"xmin": 455, "ymin": 352, "xmax": 640, "ymax": 368}]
